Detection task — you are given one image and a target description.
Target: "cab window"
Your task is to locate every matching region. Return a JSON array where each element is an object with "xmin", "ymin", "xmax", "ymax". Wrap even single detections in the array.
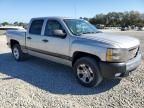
[{"xmin": 29, "ymin": 19, "xmax": 44, "ymax": 35}]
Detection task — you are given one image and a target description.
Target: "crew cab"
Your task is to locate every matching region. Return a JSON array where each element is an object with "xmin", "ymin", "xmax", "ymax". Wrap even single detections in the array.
[{"xmin": 6, "ymin": 17, "xmax": 142, "ymax": 87}]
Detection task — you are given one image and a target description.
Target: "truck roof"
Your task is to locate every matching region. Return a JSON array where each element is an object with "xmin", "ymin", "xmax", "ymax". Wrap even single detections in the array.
[{"xmin": 31, "ymin": 17, "xmax": 77, "ymax": 20}]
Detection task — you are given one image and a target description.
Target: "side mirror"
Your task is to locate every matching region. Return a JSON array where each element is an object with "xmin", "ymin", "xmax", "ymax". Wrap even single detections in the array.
[{"xmin": 53, "ymin": 29, "xmax": 66, "ymax": 37}]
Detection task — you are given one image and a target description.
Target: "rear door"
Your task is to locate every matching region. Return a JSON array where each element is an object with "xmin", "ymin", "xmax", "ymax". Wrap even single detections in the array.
[{"xmin": 26, "ymin": 19, "xmax": 46, "ymax": 52}]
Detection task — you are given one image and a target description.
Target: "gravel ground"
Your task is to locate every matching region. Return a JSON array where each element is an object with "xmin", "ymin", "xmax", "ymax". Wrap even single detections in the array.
[{"xmin": 0, "ymin": 31, "xmax": 144, "ymax": 108}]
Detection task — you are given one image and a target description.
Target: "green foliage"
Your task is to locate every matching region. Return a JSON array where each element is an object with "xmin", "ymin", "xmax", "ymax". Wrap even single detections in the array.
[
  {"xmin": 89, "ymin": 11, "xmax": 144, "ymax": 27},
  {"xmin": 2, "ymin": 22, "xmax": 9, "ymax": 26},
  {"xmin": 80, "ymin": 17, "xmax": 89, "ymax": 21},
  {"xmin": 14, "ymin": 22, "xmax": 19, "ymax": 26},
  {"xmin": 13, "ymin": 22, "xmax": 26, "ymax": 27}
]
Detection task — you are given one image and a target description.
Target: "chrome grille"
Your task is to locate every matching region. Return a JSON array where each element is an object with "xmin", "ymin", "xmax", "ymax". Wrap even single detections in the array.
[{"xmin": 129, "ymin": 47, "xmax": 139, "ymax": 60}]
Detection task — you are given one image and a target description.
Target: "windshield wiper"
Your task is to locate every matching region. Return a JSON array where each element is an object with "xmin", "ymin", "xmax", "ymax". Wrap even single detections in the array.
[
  {"xmin": 82, "ymin": 31, "xmax": 102, "ymax": 34},
  {"xmin": 76, "ymin": 32, "xmax": 94, "ymax": 36},
  {"xmin": 82, "ymin": 32, "xmax": 94, "ymax": 34},
  {"xmin": 75, "ymin": 31, "xmax": 102, "ymax": 36}
]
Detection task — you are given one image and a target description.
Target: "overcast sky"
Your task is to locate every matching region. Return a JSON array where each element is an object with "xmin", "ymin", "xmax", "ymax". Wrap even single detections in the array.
[{"xmin": 0, "ymin": 0, "xmax": 144, "ymax": 23}]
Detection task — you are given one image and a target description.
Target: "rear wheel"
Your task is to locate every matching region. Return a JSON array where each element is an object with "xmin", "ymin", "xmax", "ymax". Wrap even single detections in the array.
[
  {"xmin": 12, "ymin": 44, "xmax": 25, "ymax": 61},
  {"xmin": 73, "ymin": 57, "xmax": 103, "ymax": 87}
]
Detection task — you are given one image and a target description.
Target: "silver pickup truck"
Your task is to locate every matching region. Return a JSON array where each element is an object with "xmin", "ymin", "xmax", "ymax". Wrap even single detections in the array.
[{"xmin": 6, "ymin": 17, "xmax": 141, "ymax": 87}]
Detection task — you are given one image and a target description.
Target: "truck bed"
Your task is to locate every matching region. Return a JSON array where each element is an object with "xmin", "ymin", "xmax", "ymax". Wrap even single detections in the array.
[{"xmin": 6, "ymin": 29, "xmax": 27, "ymax": 48}]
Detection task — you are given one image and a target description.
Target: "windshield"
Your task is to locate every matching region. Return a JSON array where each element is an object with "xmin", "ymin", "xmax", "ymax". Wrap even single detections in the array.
[{"xmin": 64, "ymin": 19, "xmax": 98, "ymax": 35}]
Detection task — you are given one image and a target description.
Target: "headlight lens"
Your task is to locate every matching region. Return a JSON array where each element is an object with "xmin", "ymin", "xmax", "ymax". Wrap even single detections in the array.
[{"xmin": 106, "ymin": 48, "xmax": 121, "ymax": 62}]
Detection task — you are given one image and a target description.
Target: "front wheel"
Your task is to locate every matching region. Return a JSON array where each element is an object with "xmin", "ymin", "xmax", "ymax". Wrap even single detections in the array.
[
  {"xmin": 12, "ymin": 44, "xmax": 25, "ymax": 61},
  {"xmin": 73, "ymin": 57, "xmax": 103, "ymax": 87}
]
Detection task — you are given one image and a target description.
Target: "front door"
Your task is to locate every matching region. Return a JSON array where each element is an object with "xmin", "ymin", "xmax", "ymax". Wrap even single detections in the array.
[{"xmin": 42, "ymin": 19, "xmax": 70, "ymax": 59}]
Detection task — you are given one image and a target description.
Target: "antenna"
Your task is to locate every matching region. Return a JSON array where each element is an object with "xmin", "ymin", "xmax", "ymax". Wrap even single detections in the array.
[{"xmin": 74, "ymin": 1, "xmax": 77, "ymax": 18}]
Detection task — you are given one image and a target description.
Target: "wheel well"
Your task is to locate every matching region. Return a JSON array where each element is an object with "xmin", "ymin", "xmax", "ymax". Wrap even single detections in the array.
[
  {"xmin": 72, "ymin": 52, "xmax": 101, "ymax": 66},
  {"xmin": 10, "ymin": 40, "xmax": 20, "ymax": 49}
]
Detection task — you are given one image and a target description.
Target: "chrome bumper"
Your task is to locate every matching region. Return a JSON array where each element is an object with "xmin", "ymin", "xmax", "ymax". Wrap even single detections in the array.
[{"xmin": 126, "ymin": 53, "xmax": 142, "ymax": 72}]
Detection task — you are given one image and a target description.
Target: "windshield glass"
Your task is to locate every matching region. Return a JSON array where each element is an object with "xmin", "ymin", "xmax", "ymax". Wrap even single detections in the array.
[{"xmin": 64, "ymin": 19, "xmax": 98, "ymax": 35}]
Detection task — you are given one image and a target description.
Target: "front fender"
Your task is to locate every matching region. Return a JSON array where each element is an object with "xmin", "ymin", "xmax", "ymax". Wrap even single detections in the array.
[{"xmin": 70, "ymin": 39, "xmax": 107, "ymax": 61}]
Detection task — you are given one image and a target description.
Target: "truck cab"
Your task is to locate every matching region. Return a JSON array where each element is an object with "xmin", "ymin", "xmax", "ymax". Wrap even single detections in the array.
[{"xmin": 6, "ymin": 17, "xmax": 142, "ymax": 87}]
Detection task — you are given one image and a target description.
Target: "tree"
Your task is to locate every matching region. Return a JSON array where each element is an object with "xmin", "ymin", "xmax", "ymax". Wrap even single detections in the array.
[
  {"xmin": 89, "ymin": 11, "xmax": 144, "ymax": 27},
  {"xmin": 18, "ymin": 22, "xmax": 25, "ymax": 26},
  {"xmin": 80, "ymin": 17, "xmax": 89, "ymax": 21},
  {"xmin": 14, "ymin": 22, "xmax": 19, "ymax": 26},
  {"xmin": 2, "ymin": 22, "xmax": 9, "ymax": 26}
]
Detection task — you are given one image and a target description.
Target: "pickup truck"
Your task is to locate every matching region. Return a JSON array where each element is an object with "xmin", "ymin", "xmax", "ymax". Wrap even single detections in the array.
[{"xmin": 6, "ymin": 17, "xmax": 142, "ymax": 87}]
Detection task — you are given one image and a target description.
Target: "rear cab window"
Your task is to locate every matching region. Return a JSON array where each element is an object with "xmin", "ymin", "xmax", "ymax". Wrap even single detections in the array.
[{"xmin": 29, "ymin": 19, "xmax": 44, "ymax": 35}]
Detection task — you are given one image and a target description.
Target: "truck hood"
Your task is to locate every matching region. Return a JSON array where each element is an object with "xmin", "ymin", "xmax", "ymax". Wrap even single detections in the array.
[{"xmin": 81, "ymin": 33, "xmax": 140, "ymax": 49}]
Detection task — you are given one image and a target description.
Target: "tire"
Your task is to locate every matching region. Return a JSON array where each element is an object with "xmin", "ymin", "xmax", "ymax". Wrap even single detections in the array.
[
  {"xmin": 73, "ymin": 57, "xmax": 103, "ymax": 87},
  {"xmin": 12, "ymin": 44, "xmax": 25, "ymax": 61}
]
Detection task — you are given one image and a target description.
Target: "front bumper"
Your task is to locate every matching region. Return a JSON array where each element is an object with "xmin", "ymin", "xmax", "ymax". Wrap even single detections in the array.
[{"xmin": 100, "ymin": 53, "xmax": 142, "ymax": 79}]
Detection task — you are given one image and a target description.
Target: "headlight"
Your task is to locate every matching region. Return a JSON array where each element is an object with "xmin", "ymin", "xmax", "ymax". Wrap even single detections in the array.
[{"xmin": 106, "ymin": 48, "xmax": 121, "ymax": 62}]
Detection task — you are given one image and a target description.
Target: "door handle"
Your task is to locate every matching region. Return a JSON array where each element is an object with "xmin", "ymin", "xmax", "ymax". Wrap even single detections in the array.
[
  {"xmin": 42, "ymin": 39, "xmax": 48, "ymax": 43},
  {"xmin": 27, "ymin": 37, "xmax": 32, "ymax": 40}
]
